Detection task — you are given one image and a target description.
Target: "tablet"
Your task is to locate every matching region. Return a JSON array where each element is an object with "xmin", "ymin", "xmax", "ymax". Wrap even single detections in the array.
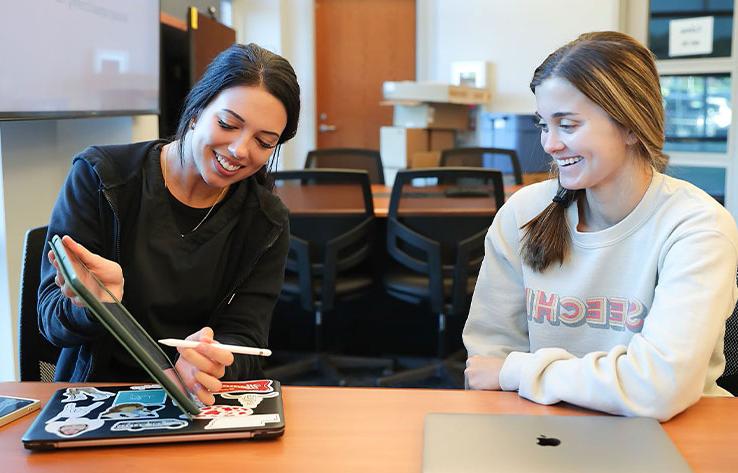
[
  {"xmin": 48, "ymin": 235, "xmax": 201, "ymax": 418},
  {"xmin": 0, "ymin": 395, "xmax": 40, "ymax": 427}
]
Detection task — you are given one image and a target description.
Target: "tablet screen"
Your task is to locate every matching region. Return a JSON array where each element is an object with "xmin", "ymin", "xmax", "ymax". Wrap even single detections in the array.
[
  {"xmin": 49, "ymin": 235, "xmax": 200, "ymax": 417},
  {"xmin": 0, "ymin": 396, "xmax": 36, "ymax": 417}
]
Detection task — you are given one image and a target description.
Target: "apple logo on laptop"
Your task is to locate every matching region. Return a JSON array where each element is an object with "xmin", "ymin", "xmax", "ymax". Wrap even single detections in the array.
[{"xmin": 536, "ymin": 435, "xmax": 561, "ymax": 447}]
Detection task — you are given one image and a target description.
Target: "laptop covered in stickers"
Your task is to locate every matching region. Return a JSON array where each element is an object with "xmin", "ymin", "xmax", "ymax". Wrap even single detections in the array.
[
  {"xmin": 21, "ymin": 236, "xmax": 285, "ymax": 449},
  {"xmin": 22, "ymin": 380, "xmax": 285, "ymax": 449}
]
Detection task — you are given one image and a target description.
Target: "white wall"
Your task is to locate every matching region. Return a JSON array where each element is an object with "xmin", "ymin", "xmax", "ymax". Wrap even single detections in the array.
[
  {"xmin": 231, "ymin": 0, "xmax": 316, "ymax": 170},
  {"xmin": 278, "ymin": 0, "xmax": 317, "ymax": 170},
  {"xmin": 417, "ymin": 0, "xmax": 623, "ymax": 113},
  {"xmin": 0, "ymin": 115, "xmax": 157, "ymax": 381}
]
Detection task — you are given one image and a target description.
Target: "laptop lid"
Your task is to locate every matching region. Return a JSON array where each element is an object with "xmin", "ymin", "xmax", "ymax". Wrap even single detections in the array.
[
  {"xmin": 422, "ymin": 413, "xmax": 692, "ymax": 473},
  {"xmin": 47, "ymin": 234, "xmax": 200, "ymax": 417},
  {"xmin": 22, "ymin": 380, "xmax": 284, "ymax": 449}
]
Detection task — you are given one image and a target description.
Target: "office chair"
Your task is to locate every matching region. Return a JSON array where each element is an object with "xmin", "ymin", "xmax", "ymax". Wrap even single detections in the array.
[
  {"xmin": 305, "ymin": 148, "xmax": 385, "ymax": 184},
  {"xmin": 717, "ymin": 271, "xmax": 738, "ymax": 395},
  {"xmin": 267, "ymin": 169, "xmax": 393, "ymax": 384},
  {"xmin": 440, "ymin": 147, "xmax": 523, "ymax": 185},
  {"xmin": 377, "ymin": 168, "xmax": 504, "ymax": 387},
  {"xmin": 18, "ymin": 225, "xmax": 60, "ymax": 382}
]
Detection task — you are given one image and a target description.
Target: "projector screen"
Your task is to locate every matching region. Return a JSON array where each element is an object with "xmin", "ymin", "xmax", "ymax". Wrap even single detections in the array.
[{"xmin": 0, "ymin": 0, "xmax": 160, "ymax": 120}]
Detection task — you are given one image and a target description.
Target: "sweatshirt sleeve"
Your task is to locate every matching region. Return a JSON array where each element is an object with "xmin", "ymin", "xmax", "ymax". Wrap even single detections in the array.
[
  {"xmin": 498, "ymin": 229, "xmax": 738, "ymax": 421},
  {"xmin": 37, "ymin": 157, "xmax": 107, "ymax": 347},
  {"xmin": 463, "ymin": 202, "xmax": 530, "ymax": 358},
  {"xmin": 215, "ymin": 219, "xmax": 290, "ymax": 381}
]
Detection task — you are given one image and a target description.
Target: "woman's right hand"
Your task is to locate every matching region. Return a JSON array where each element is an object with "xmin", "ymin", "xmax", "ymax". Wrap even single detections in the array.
[{"xmin": 48, "ymin": 235, "xmax": 124, "ymax": 306}]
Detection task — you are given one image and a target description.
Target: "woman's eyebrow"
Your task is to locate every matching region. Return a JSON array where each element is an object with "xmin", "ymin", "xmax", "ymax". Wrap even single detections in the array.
[
  {"xmin": 535, "ymin": 112, "xmax": 580, "ymax": 120},
  {"xmin": 222, "ymin": 109, "xmax": 245, "ymax": 123},
  {"xmin": 222, "ymin": 108, "xmax": 280, "ymax": 139},
  {"xmin": 552, "ymin": 112, "xmax": 579, "ymax": 118}
]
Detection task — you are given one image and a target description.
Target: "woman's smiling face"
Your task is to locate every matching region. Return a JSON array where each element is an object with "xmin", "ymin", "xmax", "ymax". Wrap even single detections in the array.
[
  {"xmin": 187, "ymin": 85, "xmax": 288, "ymax": 189},
  {"xmin": 535, "ymin": 77, "xmax": 637, "ymax": 194}
]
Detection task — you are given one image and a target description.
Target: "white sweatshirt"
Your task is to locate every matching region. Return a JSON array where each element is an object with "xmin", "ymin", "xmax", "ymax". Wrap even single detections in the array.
[{"xmin": 463, "ymin": 173, "xmax": 738, "ymax": 421}]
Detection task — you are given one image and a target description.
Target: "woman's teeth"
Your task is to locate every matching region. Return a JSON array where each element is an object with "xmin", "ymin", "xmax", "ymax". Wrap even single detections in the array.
[
  {"xmin": 216, "ymin": 153, "xmax": 242, "ymax": 172},
  {"xmin": 559, "ymin": 156, "xmax": 583, "ymax": 167}
]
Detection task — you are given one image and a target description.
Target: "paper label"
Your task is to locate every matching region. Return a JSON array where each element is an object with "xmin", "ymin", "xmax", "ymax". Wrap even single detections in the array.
[{"xmin": 669, "ymin": 16, "xmax": 714, "ymax": 57}]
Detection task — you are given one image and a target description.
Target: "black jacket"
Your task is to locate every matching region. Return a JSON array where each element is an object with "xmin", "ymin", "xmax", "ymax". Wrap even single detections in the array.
[{"xmin": 38, "ymin": 140, "xmax": 289, "ymax": 382}]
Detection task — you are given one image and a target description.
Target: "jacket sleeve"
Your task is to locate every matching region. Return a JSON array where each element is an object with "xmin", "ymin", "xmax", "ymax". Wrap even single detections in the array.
[
  {"xmin": 37, "ymin": 157, "xmax": 107, "ymax": 347},
  {"xmin": 463, "ymin": 202, "xmax": 530, "ymax": 358},
  {"xmin": 214, "ymin": 219, "xmax": 290, "ymax": 380},
  {"xmin": 498, "ymin": 229, "xmax": 738, "ymax": 421}
]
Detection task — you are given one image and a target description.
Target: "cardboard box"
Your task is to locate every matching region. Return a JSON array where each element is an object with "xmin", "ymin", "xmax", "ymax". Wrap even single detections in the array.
[
  {"xmin": 380, "ymin": 127, "xmax": 428, "ymax": 168},
  {"xmin": 392, "ymin": 103, "xmax": 470, "ymax": 130},
  {"xmin": 383, "ymin": 81, "xmax": 489, "ymax": 105},
  {"xmin": 409, "ymin": 151, "xmax": 441, "ymax": 169},
  {"xmin": 429, "ymin": 129, "xmax": 455, "ymax": 151},
  {"xmin": 380, "ymin": 127, "xmax": 456, "ymax": 168}
]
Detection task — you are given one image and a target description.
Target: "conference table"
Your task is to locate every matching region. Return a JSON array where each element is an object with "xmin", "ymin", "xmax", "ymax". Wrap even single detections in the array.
[
  {"xmin": 1, "ymin": 382, "xmax": 736, "ymax": 472},
  {"xmin": 275, "ymin": 184, "xmax": 522, "ymax": 217}
]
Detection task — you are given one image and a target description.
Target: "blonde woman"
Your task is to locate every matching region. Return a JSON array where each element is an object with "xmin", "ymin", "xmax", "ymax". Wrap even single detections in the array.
[{"xmin": 463, "ymin": 32, "xmax": 738, "ymax": 420}]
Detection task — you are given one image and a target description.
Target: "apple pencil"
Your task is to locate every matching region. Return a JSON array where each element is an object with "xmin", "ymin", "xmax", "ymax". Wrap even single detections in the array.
[{"xmin": 158, "ymin": 339, "xmax": 272, "ymax": 357}]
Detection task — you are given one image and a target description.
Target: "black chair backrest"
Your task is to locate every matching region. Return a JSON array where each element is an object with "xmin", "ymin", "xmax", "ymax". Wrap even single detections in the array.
[
  {"xmin": 273, "ymin": 169, "xmax": 375, "ymax": 312},
  {"xmin": 440, "ymin": 147, "xmax": 523, "ymax": 185},
  {"xmin": 386, "ymin": 167, "xmax": 504, "ymax": 315},
  {"xmin": 305, "ymin": 148, "xmax": 385, "ymax": 184},
  {"xmin": 18, "ymin": 225, "xmax": 60, "ymax": 382}
]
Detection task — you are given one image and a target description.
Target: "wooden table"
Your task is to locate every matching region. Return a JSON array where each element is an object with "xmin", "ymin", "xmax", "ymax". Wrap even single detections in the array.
[
  {"xmin": 275, "ymin": 184, "xmax": 521, "ymax": 218},
  {"xmin": 1, "ymin": 382, "xmax": 736, "ymax": 472}
]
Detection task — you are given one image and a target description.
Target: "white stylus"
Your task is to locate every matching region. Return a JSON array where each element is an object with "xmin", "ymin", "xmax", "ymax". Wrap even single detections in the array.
[{"xmin": 158, "ymin": 339, "xmax": 272, "ymax": 357}]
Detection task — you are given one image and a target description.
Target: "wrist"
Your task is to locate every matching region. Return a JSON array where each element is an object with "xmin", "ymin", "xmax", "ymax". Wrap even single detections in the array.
[{"xmin": 499, "ymin": 352, "xmax": 532, "ymax": 391}]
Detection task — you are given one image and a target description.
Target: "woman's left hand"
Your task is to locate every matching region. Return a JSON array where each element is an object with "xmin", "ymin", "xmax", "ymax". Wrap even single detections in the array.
[
  {"xmin": 465, "ymin": 355, "xmax": 505, "ymax": 391},
  {"xmin": 174, "ymin": 327, "xmax": 235, "ymax": 405}
]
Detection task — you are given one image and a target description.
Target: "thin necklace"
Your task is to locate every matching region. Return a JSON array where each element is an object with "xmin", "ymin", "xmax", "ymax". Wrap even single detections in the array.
[{"xmin": 163, "ymin": 148, "xmax": 227, "ymax": 237}]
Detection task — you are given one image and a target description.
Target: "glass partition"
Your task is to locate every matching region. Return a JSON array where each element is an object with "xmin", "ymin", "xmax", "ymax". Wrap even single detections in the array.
[{"xmin": 661, "ymin": 74, "xmax": 731, "ymax": 153}]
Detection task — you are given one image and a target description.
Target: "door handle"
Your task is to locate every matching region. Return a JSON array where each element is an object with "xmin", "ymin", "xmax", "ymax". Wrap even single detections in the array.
[{"xmin": 319, "ymin": 124, "xmax": 337, "ymax": 133}]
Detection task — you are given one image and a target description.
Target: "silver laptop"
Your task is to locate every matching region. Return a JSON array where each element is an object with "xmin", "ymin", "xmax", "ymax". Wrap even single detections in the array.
[{"xmin": 422, "ymin": 413, "xmax": 691, "ymax": 473}]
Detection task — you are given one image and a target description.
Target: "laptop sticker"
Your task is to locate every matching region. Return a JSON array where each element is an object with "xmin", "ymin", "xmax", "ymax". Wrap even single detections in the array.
[
  {"xmin": 204, "ymin": 414, "xmax": 281, "ymax": 430},
  {"xmin": 221, "ymin": 391, "xmax": 279, "ymax": 409},
  {"xmin": 45, "ymin": 418, "xmax": 105, "ymax": 438},
  {"xmin": 113, "ymin": 389, "xmax": 167, "ymax": 406},
  {"xmin": 130, "ymin": 384, "xmax": 162, "ymax": 390},
  {"xmin": 61, "ymin": 387, "xmax": 115, "ymax": 403},
  {"xmin": 216, "ymin": 380, "xmax": 274, "ymax": 394},
  {"xmin": 110, "ymin": 418, "xmax": 189, "ymax": 432},
  {"xmin": 46, "ymin": 402, "xmax": 105, "ymax": 423},
  {"xmin": 189, "ymin": 405, "xmax": 254, "ymax": 419},
  {"xmin": 99, "ymin": 403, "xmax": 164, "ymax": 420}
]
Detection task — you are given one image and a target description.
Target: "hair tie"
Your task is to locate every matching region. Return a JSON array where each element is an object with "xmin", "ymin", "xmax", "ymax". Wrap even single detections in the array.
[{"xmin": 552, "ymin": 186, "xmax": 575, "ymax": 208}]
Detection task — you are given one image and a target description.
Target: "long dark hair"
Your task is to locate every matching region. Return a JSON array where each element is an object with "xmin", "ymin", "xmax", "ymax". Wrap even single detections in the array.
[
  {"xmin": 174, "ymin": 43, "xmax": 300, "ymax": 189},
  {"xmin": 521, "ymin": 31, "xmax": 666, "ymax": 272}
]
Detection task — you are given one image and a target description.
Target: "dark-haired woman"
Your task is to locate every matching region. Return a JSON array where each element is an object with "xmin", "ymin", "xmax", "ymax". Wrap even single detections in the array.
[
  {"xmin": 39, "ymin": 43, "xmax": 300, "ymax": 405},
  {"xmin": 463, "ymin": 32, "xmax": 738, "ymax": 420}
]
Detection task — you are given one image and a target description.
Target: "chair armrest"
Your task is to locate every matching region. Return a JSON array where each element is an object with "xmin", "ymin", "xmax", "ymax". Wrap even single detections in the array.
[
  {"xmin": 321, "ymin": 217, "xmax": 375, "ymax": 310},
  {"xmin": 286, "ymin": 235, "xmax": 314, "ymax": 312},
  {"xmin": 326, "ymin": 217, "xmax": 375, "ymax": 271},
  {"xmin": 450, "ymin": 228, "xmax": 487, "ymax": 315},
  {"xmin": 387, "ymin": 218, "xmax": 444, "ymax": 311}
]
